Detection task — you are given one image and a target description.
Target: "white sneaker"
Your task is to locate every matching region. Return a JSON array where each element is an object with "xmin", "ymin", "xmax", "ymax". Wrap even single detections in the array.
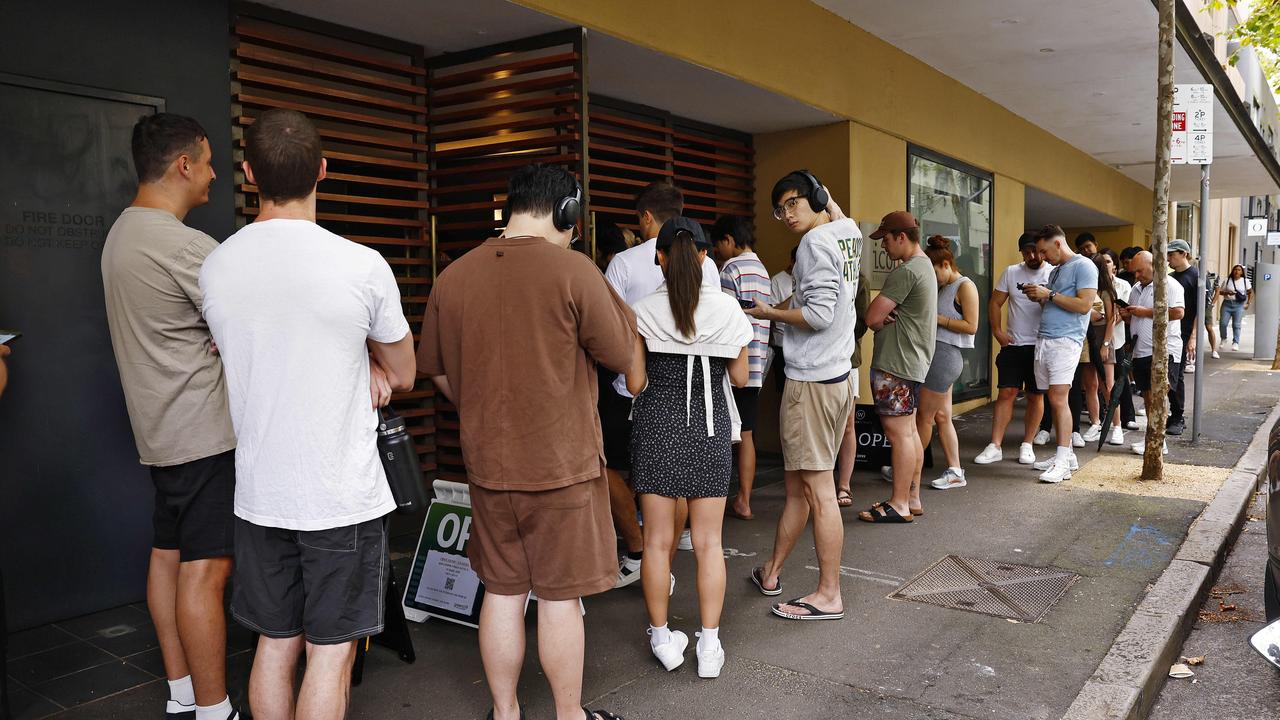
[
  {"xmin": 677, "ymin": 529, "xmax": 693, "ymax": 551},
  {"xmin": 1130, "ymin": 441, "xmax": 1168, "ymax": 455},
  {"xmin": 1038, "ymin": 459, "xmax": 1073, "ymax": 483},
  {"xmin": 1107, "ymin": 426, "xmax": 1125, "ymax": 446},
  {"xmin": 695, "ymin": 633, "xmax": 725, "ymax": 679},
  {"xmin": 930, "ymin": 467, "xmax": 967, "ymax": 490},
  {"xmin": 1211, "ymin": 350, "xmax": 1220, "ymax": 359},
  {"xmin": 1136, "ymin": 407, "xmax": 1146, "ymax": 417},
  {"xmin": 1071, "ymin": 432, "xmax": 1086, "ymax": 448},
  {"xmin": 974, "ymin": 444, "xmax": 1003, "ymax": 465},
  {"xmin": 879, "ymin": 465, "xmax": 894, "ymax": 482},
  {"xmin": 649, "ymin": 628, "xmax": 688, "ymax": 671},
  {"xmin": 1186, "ymin": 363, "xmax": 1195, "ymax": 374},
  {"xmin": 1232, "ymin": 342, "xmax": 1240, "ymax": 351},
  {"xmin": 1081, "ymin": 424, "xmax": 1102, "ymax": 443},
  {"xmin": 1018, "ymin": 443, "xmax": 1036, "ymax": 465},
  {"xmin": 1032, "ymin": 453, "xmax": 1079, "ymax": 472},
  {"xmin": 615, "ymin": 556, "xmax": 642, "ymax": 588},
  {"xmin": 1033, "ymin": 430, "xmax": 1051, "ymax": 446},
  {"xmin": 1125, "ymin": 420, "xmax": 1140, "ymax": 430}
]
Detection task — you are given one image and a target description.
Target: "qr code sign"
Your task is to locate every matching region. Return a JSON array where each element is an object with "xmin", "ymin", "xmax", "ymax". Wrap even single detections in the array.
[{"xmin": 444, "ymin": 577, "xmax": 455, "ymax": 591}]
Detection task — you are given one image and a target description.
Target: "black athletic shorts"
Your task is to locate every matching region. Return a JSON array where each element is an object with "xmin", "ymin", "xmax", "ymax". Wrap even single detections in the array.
[
  {"xmin": 598, "ymin": 370, "xmax": 633, "ymax": 471},
  {"xmin": 150, "ymin": 450, "xmax": 236, "ymax": 561},
  {"xmin": 231, "ymin": 515, "xmax": 388, "ymax": 645},
  {"xmin": 995, "ymin": 345, "xmax": 1043, "ymax": 394},
  {"xmin": 732, "ymin": 386, "xmax": 760, "ymax": 433},
  {"xmin": 1132, "ymin": 355, "xmax": 1179, "ymax": 393}
]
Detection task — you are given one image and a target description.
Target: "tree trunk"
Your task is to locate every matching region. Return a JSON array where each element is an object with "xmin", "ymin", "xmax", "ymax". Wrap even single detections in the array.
[{"xmin": 1144, "ymin": 0, "xmax": 1176, "ymax": 481}]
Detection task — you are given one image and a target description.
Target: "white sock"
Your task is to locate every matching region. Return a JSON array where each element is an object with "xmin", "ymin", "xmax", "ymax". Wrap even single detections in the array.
[
  {"xmin": 649, "ymin": 624, "xmax": 671, "ymax": 646},
  {"xmin": 699, "ymin": 626, "xmax": 720, "ymax": 650},
  {"xmin": 948, "ymin": 466, "xmax": 964, "ymax": 477},
  {"xmin": 168, "ymin": 676, "xmax": 195, "ymax": 707},
  {"xmin": 1055, "ymin": 445, "xmax": 1072, "ymax": 461},
  {"xmin": 196, "ymin": 696, "xmax": 233, "ymax": 720}
]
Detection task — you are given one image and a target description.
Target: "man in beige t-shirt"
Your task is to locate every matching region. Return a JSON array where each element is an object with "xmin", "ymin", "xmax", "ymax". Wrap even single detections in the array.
[{"xmin": 101, "ymin": 114, "xmax": 240, "ymax": 720}]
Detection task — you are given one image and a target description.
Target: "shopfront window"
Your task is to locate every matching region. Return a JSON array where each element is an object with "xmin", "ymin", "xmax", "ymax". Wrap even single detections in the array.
[
  {"xmin": 908, "ymin": 148, "xmax": 993, "ymax": 400},
  {"xmin": 1175, "ymin": 203, "xmax": 1196, "ymax": 247}
]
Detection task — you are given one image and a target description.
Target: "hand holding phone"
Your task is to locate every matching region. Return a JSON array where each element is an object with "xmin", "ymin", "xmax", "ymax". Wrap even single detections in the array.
[
  {"xmin": 739, "ymin": 298, "xmax": 757, "ymax": 310},
  {"xmin": 0, "ymin": 330, "xmax": 20, "ymax": 346}
]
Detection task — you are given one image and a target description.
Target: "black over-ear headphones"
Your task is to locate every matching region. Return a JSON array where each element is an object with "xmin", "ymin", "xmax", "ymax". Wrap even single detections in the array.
[
  {"xmin": 797, "ymin": 169, "xmax": 830, "ymax": 214},
  {"xmin": 553, "ymin": 180, "xmax": 583, "ymax": 232}
]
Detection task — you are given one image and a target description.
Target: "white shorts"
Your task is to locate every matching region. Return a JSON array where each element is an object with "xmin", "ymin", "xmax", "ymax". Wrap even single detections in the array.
[{"xmin": 1034, "ymin": 337, "xmax": 1083, "ymax": 389}]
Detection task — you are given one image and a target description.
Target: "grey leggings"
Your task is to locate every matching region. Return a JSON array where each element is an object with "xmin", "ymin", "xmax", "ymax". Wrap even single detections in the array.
[{"xmin": 923, "ymin": 341, "xmax": 964, "ymax": 393}]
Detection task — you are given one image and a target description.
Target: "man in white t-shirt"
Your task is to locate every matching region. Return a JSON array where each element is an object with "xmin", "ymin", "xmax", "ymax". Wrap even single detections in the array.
[
  {"xmin": 767, "ymin": 245, "xmax": 797, "ymax": 387},
  {"xmin": 1120, "ymin": 251, "xmax": 1184, "ymax": 456},
  {"xmin": 974, "ymin": 232, "xmax": 1052, "ymax": 466},
  {"xmin": 200, "ymin": 109, "xmax": 416, "ymax": 720},
  {"xmin": 601, "ymin": 181, "xmax": 719, "ymax": 589}
]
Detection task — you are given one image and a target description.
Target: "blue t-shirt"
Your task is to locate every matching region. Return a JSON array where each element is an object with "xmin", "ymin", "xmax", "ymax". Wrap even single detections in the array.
[{"xmin": 1037, "ymin": 255, "xmax": 1098, "ymax": 341}]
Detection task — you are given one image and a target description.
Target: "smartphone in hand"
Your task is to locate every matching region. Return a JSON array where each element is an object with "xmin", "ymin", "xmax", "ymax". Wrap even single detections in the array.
[
  {"xmin": 0, "ymin": 330, "xmax": 20, "ymax": 346},
  {"xmin": 740, "ymin": 298, "xmax": 757, "ymax": 310}
]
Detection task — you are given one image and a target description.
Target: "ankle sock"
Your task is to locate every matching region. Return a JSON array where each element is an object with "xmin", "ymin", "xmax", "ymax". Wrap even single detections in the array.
[
  {"xmin": 698, "ymin": 626, "xmax": 720, "ymax": 651},
  {"xmin": 195, "ymin": 697, "xmax": 232, "ymax": 720},
  {"xmin": 1055, "ymin": 445, "xmax": 1073, "ymax": 462},
  {"xmin": 649, "ymin": 624, "xmax": 671, "ymax": 646},
  {"xmin": 168, "ymin": 676, "xmax": 195, "ymax": 707},
  {"xmin": 626, "ymin": 550, "xmax": 643, "ymax": 561}
]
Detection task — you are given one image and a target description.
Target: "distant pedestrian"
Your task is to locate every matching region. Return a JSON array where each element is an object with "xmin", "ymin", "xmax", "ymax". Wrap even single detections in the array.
[
  {"xmin": 861, "ymin": 210, "xmax": 936, "ymax": 521},
  {"xmin": 1217, "ymin": 264, "xmax": 1252, "ymax": 351},
  {"xmin": 975, "ymin": 231, "xmax": 1051, "ymax": 466},
  {"xmin": 626, "ymin": 217, "xmax": 752, "ymax": 677}
]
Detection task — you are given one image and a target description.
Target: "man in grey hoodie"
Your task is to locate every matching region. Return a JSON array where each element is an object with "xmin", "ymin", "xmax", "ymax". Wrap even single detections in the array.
[{"xmin": 746, "ymin": 170, "xmax": 860, "ymax": 621}]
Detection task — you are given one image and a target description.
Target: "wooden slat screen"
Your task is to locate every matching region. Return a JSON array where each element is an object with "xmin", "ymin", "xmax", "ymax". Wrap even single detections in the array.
[
  {"xmin": 230, "ymin": 9, "xmax": 436, "ymax": 479},
  {"xmin": 426, "ymin": 29, "xmax": 586, "ymax": 483},
  {"xmin": 587, "ymin": 96, "xmax": 754, "ymax": 238}
]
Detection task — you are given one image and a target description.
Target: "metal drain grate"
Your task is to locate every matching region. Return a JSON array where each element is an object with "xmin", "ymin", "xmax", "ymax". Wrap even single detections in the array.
[{"xmin": 889, "ymin": 555, "xmax": 1079, "ymax": 623}]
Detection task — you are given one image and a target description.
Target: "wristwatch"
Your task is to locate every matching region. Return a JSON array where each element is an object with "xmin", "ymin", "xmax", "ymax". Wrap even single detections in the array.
[{"xmin": 1048, "ymin": 290, "xmax": 1058, "ymax": 302}]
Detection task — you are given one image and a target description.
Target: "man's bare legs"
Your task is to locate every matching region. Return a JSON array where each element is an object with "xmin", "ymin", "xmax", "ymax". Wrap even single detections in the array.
[
  {"xmin": 148, "ymin": 549, "xmax": 190, "ymax": 682},
  {"xmin": 606, "ymin": 468, "xmax": 643, "ymax": 556},
  {"xmin": 989, "ymin": 387, "xmax": 1019, "ymax": 447},
  {"xmin": 768, "ymin": 470, "xmax": 844, "ymax": 615},
  {"xmin": 148, "ymin": 550, "xmax": 233, "ymax": 707},
  {"xmin": 1024, "ymin": 393, "xmax": 1045, "ymax": 444},
  {"xmin": 479, "ymin": 592, "xmax": 527, "ymax": 720},
  {"xmin": 758, "ymin": 470, "xmax": 809, "ymax": 591},
  {"xmin": 834, "ymin": 410, "xmax": 856, "ymax": 504},
  {"xmin": 176, "ymin": 558, "xmax": 232, "ymax": 705},
  {"xmin": 880, "ymin": 414, "xmax": 922, "ymax": 517},
  {"xmin": 537, "ymin": 598, "xmax": 589, "ymax": 720},
  {"xmin": 249, "ymin": 636, "xmax": 355, "ymax": 720},
  {"xmin": 730, "ymin": 431, "xmax": 757, "ymax": 519},
  {"xmin": 1047, "ymin": 385, "xmax": 1072, "ymax": 448}
]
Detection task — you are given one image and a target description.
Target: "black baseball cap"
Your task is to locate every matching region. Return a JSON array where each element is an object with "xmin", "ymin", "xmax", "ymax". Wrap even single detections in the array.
[
  {"xmin": 1018, "ymin": 231, "xmax": 1037, "ymax": 250},
  {"xmin": 654, "ymin": 217, "xmax": 710, "ymax": 264}
]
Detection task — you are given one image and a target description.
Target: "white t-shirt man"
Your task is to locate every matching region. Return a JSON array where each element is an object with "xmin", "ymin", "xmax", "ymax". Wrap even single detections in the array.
[
  {"xmin": 201, "ymin": 219, "xmax": 411, "ymax": 531},
  {"xmin": 1130, "ymin": 274, "xmax": 1185, "ymax": 361},
  {"xmin": 995, "ymin": 262, "xmax": 1052, "ymax": 346},
  {"xmin": 604, "ymin": 235, "xmax": 719, "ymax": 396},
  {"xmin": 769, "ymin": 268, "xmax": 794, "ymax": 348}
]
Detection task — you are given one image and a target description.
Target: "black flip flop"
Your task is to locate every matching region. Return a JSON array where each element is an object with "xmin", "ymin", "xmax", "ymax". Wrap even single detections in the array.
[
  {"xmin": 584, "ymin": 709, "xmax": 624, "ymax": 719},
  {"xmin": 771, "ymin": 597, "xmax": 845, "ymax": 621},
  {"xmin": 751, "ymin": 566, "xmax": 782, "ymax": 596},
  {"xmin": 857, "ymin": 502, "xmax": 913, "ymax": 523}
]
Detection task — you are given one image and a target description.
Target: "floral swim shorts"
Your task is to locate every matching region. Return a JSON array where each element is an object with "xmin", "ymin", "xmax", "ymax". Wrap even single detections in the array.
[{"xmin": 870, "ymin": 369, "xmax": 921, "ymax": 417}]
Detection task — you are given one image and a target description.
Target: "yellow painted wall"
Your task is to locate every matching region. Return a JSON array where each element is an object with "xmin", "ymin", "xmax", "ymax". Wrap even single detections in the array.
[{"xmin": 516, "ymin": 0, "xmax": 1154, "ymax": 231}]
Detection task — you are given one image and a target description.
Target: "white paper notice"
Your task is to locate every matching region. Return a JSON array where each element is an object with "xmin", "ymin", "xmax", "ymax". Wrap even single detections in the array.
[{"xmin": 415, "ymin": 550, "xmax": 481, "ymax": 615}]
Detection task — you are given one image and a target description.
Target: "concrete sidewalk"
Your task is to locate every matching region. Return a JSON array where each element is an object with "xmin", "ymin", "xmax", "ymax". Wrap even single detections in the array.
[{"xmin": 16, "ymin": 345, "xmax": 1280, "ymax": 720}]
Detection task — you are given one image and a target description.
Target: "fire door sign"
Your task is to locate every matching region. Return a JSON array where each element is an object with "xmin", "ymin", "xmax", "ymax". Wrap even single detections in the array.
[{"xmin": 1172, "ymin": 84, "xmax": 1213, "ymax": 164}]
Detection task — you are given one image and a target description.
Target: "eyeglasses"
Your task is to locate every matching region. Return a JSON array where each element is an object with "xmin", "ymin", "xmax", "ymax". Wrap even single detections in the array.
[{"xmin": 773, "ymin": 196, "xmax": 806, "ymax": 221}]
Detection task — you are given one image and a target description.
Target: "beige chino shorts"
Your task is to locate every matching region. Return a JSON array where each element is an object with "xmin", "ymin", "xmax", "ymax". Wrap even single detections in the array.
[{"xmin": 780, "ymin": 376, "xmax": 855, "ymax": 472}]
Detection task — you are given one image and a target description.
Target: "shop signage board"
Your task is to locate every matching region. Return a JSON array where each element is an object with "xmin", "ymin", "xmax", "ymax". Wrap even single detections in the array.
[
  {"xmin": 1248, "ymin": 217, "xmax": 1268, "ymax": 237},
  {"xmin": 1172, "ymin": 84, "xmax": 1213, "ymax": 164},
  {"xmin": 403, "ymin": 500, "xmax": 485, "ymax": 628},
  {"xmin": 1268, "ymin": 232, "xmax": 1280, "ymax": 247}
]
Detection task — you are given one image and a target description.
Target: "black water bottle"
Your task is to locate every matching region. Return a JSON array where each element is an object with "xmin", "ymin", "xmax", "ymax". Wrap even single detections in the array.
[{"xmin": 377, "ymin": 407, "xmax": 426, "ymax": 514}]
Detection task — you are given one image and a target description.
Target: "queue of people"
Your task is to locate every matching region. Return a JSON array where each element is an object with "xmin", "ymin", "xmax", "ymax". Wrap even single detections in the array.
[{"xmin": 95, "ymin": 106, "xmax": 1239, "ymax": 720}]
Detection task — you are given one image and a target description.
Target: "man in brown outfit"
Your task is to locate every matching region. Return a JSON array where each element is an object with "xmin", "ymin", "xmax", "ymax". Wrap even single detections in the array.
[{"xmin": 417, "ymin": 164, "xmax": 636, "ymax": 720}]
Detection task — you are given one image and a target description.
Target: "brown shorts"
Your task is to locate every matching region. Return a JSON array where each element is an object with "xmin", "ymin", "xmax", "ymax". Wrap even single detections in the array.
[
  {"xmin": 780, "ymin": 377, "xmax": 855, "ymax": 472},
  {"xmin": 468, "ymin": 478, "xmax": 615, "ymax": 601}
]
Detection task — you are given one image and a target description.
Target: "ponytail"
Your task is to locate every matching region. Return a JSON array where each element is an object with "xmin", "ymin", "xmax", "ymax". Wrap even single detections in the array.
[{"xmin": 664, "ymin": 235, "xmax": 701, "ymax": 338}]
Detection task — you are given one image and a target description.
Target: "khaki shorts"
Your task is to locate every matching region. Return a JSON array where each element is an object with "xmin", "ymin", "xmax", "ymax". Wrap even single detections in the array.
[
  {"xmin": 780, "ymin": 377, "xmax": 855, "ymax": 472},
  {"xmin": 468, "ymin": 478, "xmax": 615, "ymax": 601}
]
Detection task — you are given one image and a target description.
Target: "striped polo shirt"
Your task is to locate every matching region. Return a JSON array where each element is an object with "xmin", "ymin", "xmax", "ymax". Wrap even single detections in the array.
[{"xmin": 719, "ymin": 250, "xmax": 772, "ymax": 387}]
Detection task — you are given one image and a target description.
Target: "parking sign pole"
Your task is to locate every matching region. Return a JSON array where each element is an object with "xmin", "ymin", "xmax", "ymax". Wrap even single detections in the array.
[{"xmin": 1192, "ymin": 162, "xmax": 1209, "ymax": 442}]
